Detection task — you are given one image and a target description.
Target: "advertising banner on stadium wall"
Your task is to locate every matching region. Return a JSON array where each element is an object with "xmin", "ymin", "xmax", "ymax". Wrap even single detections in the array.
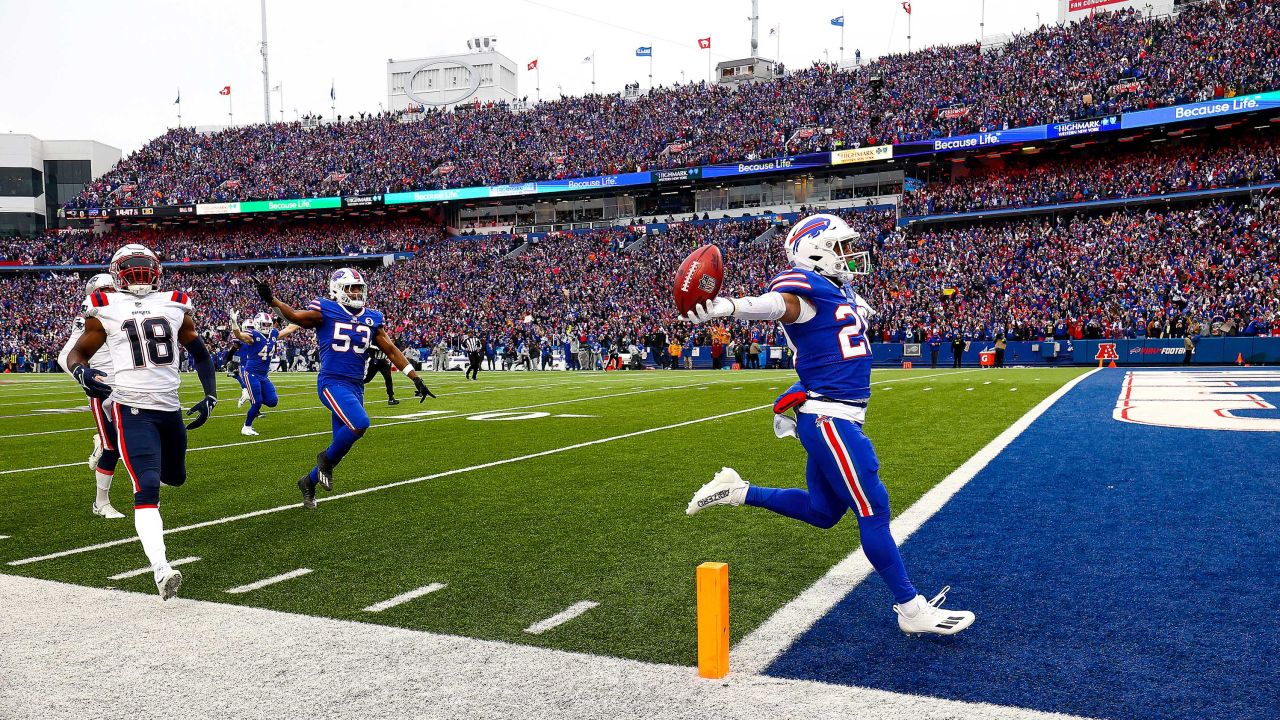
[
  {"xmin": 535, "ymin": 172, "xmax": 651, "ymax": 193},
  {"xmin": 700, "ymin": 152, "xmax": 829, "ymax": 179},
  {"xmin": 341, "ymin": 194, "xmax": 383, "ymax": 208},
  {"xmin": 651, "ymin": 167, "xmax": 703, "ymax": 183},
  {"xmin": 1047, "ymin": 116, "xmax": 1121, "ymax": 139},
  {"xmin": 1121, "ymin": 91, "xmax": 1280, "ymax": 130},
  {"xmin": 830, "ymin": 145, "xmax": 893, "ymax": 165},
  {"xmin": 196, "ymin": 202, "xmax": 241, "ymax": 215},
  {"xmin": 64, "ymin": 205, "xmax": 196, "ymax": 219},
  {"xmin": 488, "ymin": 182, "xmax": 538, "ymax": 198},
  {"xmin": 384, "ymin": 186, "xmax": 491, "ymax": 205},
  {"xmin": 893, "ymin": 126, "xmax": 1048, "ymax": 157},
  {"xmin": 238, "ymin": 197, "xmax": 342, "ymax": 213}
]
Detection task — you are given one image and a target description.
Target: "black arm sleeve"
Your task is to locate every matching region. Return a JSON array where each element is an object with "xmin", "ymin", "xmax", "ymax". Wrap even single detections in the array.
[{"xmin": 183, "ymin": 336, "xmax": 218, "ymax": 399}]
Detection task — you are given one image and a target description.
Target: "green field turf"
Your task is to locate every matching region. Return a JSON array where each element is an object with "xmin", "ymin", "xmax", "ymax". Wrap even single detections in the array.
[{"xmin": 0, "ymin": 366, "xmax": 1086, "ymax": 665}]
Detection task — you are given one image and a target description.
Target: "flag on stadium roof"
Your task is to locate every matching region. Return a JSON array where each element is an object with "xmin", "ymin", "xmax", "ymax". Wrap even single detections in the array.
[
  {"xmin": 330, "ymin": 81, "xmax": 335, "ymax": 101},
  {"xmin": 527, "ymin": 58, "xmax": 538, "ymax": 70},
  {"xmin": 219, "ymin": 86, "xmax": 230, "ymax": 96},
  {"xmin": 697, "ymin": 37, "xmax": 711, "ymax": 49},
  {"xmin": 174, "ymin": 90, "xmax": 180, "ymax": 105},
  {"xmin": 902, "ymin": 1, "xmax": 912, "ymax": 14},
  {"xmin": 831, "ymin": 16, "xmax": 844, "ymax": 26},
  {"xmin": 769, "ymin": 25, "xmax": 778, "ymax": 36},
  {"xmin": 636, "ymin": 46, "xmax": 652, "ymax": 57},
  {"xmin": 582, "ymin": 53, "xmax": 593, "ymax": 63}
]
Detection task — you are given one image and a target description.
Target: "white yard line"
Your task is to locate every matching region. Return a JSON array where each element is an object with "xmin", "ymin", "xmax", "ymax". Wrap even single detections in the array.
[
  {"xmin": 107, "ymin": 556, "xmax": 200, "ymax": 581},
  {"xmin": 362, "ymin": 583, "xmax": 448, "ymax": 613},
  {"xmin": 224, "ymin": 568, "xmax": 313, "ymax": 594},
  {"xmin": 6, "ymin": 369, "xmax": 977, "ymax": 565},
  {"xmin": 730, "ymin": 368, "xmax": 1099, "ymax": 675},
  {"xmin": 523, "ymin": 601, "xmax": 600, "ymax": 635}
]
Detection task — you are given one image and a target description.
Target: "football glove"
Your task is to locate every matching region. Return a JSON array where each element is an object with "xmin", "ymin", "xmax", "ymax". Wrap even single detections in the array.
[
  {"xmin": 683, "ymin": 297, "xmax": 734, "ymax": 324},
  {"xmin": 773, "ymin": 382, "xmax": 808, "ymax": 414},
  {"xmin": 228, "ymin": 308, "xmax": 240, "ymax": 326},
  {"xmin": 773, "ymin": 413, "xmax": 798, "ymax": 439},
  {"xmin": 71, "ymin": 364, "xmax": 112, "ymax": 400},
  {"xmin": 184, "ymin": 395, "xmax": 218, "ymax": 430},
  {"xmin": 412, "ymin": 376, "xmax": 436, "ymax": 402},
  {"xmin": 251, "ymin": 276, "xmax": 274, "ymax": 305}
]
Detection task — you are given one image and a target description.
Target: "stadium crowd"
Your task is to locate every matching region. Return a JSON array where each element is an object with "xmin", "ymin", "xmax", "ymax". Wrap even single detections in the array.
[
  {"xmin": 901, "ymin": 131, "xmax": 1280, "ymax": 216},
  {"xmin": 67, "ymin": 1, "xmax": 1280, "ymax": 210},
  {"xmin": 3, "ymin": 198, "xmax": 1277, "ymax": 373},
  {"xmin": 1, "ymin": 216, "xmax": 447, "ymax": 265}
]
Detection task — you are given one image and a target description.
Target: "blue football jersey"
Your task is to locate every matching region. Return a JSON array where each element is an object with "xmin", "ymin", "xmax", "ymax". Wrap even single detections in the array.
[
  {"xmin": 241, "ymin": 328, "xmax": 278, "ymax": 375},
  {"xmin": 771, "ymin": 267, "xmax": 872, "ymax": 402},
  {"xmin": 309, "ymin": 298, "xmax": 384, "ymax": 382}
]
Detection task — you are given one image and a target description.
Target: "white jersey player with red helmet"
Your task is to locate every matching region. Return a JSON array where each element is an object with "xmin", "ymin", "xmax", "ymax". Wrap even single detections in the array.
[{"xmin": 66, "ymin": 244, "xmax": 220, "ymax": 600}]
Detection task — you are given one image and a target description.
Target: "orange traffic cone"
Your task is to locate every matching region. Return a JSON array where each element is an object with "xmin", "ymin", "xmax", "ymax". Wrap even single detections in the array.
[
  {"xmin": 1236, "ymin": 353, "xmax": 1244, "ymax": 366},
  {"xmin": 1108, "ymin": 360, "xmax": 1117, "ymax": 368}
]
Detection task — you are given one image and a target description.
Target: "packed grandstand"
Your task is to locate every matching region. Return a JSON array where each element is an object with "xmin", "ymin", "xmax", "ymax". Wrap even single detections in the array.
[{"xmin": 3, "ymin": 0, "xmax": 1280, "ymax": 373}]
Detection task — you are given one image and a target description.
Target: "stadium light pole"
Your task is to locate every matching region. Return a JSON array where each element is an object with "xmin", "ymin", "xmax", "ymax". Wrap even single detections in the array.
[
  {"xmin": 980, "ymin": 0, "xmax": 985, "ymax": 46},
  {"xmin": 260, "ymin": 0, "xmax": 271, "ymax": 124}
]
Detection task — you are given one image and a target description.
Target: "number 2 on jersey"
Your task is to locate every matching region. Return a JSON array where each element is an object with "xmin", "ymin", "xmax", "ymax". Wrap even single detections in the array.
[
  {"xmin": 834, "ymin": 304, "xmax": 871, "ymax": 359},
  {"xmin": 331, "ymin": 322, "xmax": 372, "ymax": 354}
]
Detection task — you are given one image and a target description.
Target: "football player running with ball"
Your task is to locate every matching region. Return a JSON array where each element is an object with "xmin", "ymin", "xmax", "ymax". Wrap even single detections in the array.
[
  {"xmin": 66, "ymin": 244, "xmax": 220, "ymax": 600},
  {"xmin": 253, "ymin": 268, "xmax": 435, "ymax": 509},
  {"xmin": 682, "ymin": 214, "xmax": 975, "ymax": 636}
]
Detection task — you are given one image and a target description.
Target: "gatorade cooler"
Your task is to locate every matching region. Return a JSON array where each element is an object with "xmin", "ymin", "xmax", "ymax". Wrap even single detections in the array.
[{"xmin": 979, "ymin": 351, "xmax": 995, "ymax": 367}]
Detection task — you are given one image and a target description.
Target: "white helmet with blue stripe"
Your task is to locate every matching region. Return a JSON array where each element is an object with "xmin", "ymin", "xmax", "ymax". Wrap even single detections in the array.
[
  {"xmin": 329, "ymin": 267, "xmax": 367, "ymax": 309},
  {"xmin": 783, "ymin": 213, "xmax": 870, "ymax": 284},
  {"xmin": 253, "ymin": 311, "xmax": 274, "ymax": 333}
]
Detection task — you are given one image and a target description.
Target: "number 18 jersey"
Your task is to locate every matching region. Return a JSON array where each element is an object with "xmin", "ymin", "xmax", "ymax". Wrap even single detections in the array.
[
  {"xmin": 84, "ymin": 290, "xmax": 193, "ymax": 411},
  {"xmin": 309, "ymin": 298, "xmax": 384, "ymax": 383},
  {"xmin": 770, "ymin": 268, "xmax": 872, "ymax": 403}
]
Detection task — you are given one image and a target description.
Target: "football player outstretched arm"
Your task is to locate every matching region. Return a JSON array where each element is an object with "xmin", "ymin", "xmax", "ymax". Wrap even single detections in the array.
[
  {"xmin": 66, "ymin": 317, "xmax": 112, "ymax": 400},
  {"xmin": 372, "ymin": 327, "xmax": 435, "ymax": 402},
  {"xmin": 178, "ymin": 314, "xmax": 219, "ymax": 430},
  {"xmin": 684, "ymin": 292, "xmax": 815, "ymax": 325},
  {"xmin": 251, "ymin": 276, "xmax": 323, "ymax": 329},
  {"xmin": 277, "ymin": 323, "xmax": 304, "ymax": 340}
]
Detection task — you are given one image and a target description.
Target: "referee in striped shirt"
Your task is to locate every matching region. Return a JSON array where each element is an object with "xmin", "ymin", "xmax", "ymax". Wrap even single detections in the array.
[{"xmin": 463, "ymin": 334, "xmax": 483, "ymax": 380}]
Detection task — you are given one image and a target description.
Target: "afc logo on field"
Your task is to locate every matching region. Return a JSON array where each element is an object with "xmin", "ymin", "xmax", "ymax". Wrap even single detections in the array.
[{"xmin": 1094, "ymin": 343, "xmax": 1120, "ymax": 361}]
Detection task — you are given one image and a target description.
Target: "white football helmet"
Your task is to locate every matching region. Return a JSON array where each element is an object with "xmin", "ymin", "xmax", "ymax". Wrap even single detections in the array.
[
  {"xmin": 85, "ymin": 273, "xmax": 115, "ymax": 295},
  {"xmin": 783, "ymin": 214, "xmax": 870, "ymax": 284},
  {"xmin": 108, "ymin": 244, "xmax": 162, "ymax": 296},
  {"xmin": 253, "ymin": 312, "xmax": 274, "ymax": 333},
  {"xmin": 329, "ymin": 267, "xmax": 367, "ymax": 309},
  {"xmin": 240, "ymin": 320, "xmax": 255, "ymax": 332}
]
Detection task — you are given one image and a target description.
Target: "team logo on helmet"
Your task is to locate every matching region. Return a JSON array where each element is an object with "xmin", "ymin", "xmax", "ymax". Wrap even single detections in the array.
[{"xmin": 788, "ymin": 218, "xmax": 831, "ymax": 251}]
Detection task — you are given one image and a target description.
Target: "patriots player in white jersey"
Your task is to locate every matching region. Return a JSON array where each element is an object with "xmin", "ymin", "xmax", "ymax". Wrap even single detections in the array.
[
  {"xmin": 66, "ymin": 244, "xmax": 220, "ymax": 600},
  {"xmin": 57, "ymin": 273, "xmax": 125, "ymax": 520},
  {"xmin": 683, "ymin": 214, "xmax": 975, "ymax": 636}
]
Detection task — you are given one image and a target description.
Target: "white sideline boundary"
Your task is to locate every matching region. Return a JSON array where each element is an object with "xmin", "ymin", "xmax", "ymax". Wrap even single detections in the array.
[
  {"xmin": 729, "ymin": 368, "xmax": 1100, "ymax": 674},
  {"xmin": 0, "ymin": 574, "xmax": 1094, "ymax": 720}
]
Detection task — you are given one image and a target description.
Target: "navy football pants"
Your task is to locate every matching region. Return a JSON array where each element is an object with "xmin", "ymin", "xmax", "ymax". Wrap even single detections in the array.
[{"xmin": 112, "ymin": 403, "xmax": 187, "ymax": 508}]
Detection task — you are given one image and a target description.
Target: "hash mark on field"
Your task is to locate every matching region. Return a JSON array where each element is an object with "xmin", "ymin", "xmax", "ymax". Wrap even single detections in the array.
[
  {"xmin": 966, "ymin": 387, "xmax": 974, "ymax": 391},
  {"xmin": 923, "ymin": 387, "xmax": 933, "ymax": 391},
  {"xmin": 1011, "ymin": 387, "xmax": 1018, "ymax": 392},
  {"xmin": 0, "ymin": 535, "xmax": 9, "ymax": 540},
  {"xmin": 225, "ymin": 568, "xmax": 312, "ymax": 594},
  {"xmin": 362, "ymin": 583, "xmax": 447, "ymax": 612},
  {"xmin": 108, "ymin": 556, "xmax": 200, "ymax": 580},
  {"xmin": 523, "ymin": 600, "xmax": 599, "ymax": 635}
]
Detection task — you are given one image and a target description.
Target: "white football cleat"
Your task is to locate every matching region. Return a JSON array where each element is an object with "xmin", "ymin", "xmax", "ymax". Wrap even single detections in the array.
[
  {"xmin": 240, "ymin": 426, "xmax": 260, "ymax": 436},
  {"xmin": 88, "ymin": 433, "xmax": 103, "ymax": 471},
  {"xmin": 237, "ymin": 389, "xmax": 250, "ymax": 408},
  {"xmin": 894, "ymin": 586, "xmax": 975, "ymax": 636},
  {"xmin": 91, "ymin": 501, "xmax": 125, "ymax": 519},
  {"xmin": 686, "ymin": 467, "xmax": 749, "ymax": 516},
  {"xmin": 154, "ymin": 566, "xmax": 183, "ymax": 601}
]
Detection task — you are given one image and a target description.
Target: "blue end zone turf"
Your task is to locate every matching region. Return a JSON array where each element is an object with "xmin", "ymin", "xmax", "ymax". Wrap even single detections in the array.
[{"xmin": 767, "ymin": 368, "xmax": 1280, "ymax": 720}]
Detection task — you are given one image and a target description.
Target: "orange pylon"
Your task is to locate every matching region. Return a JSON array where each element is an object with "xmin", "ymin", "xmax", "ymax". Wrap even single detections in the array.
[{"xmin": 1108, "ymin": 360, "xmax": 1117, "ymax": 368}]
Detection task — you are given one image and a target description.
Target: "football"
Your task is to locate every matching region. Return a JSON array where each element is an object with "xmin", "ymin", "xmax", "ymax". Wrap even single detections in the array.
[{"xmin": 672, "ymin": 244, "xmax": 724, "ymax": 316}]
